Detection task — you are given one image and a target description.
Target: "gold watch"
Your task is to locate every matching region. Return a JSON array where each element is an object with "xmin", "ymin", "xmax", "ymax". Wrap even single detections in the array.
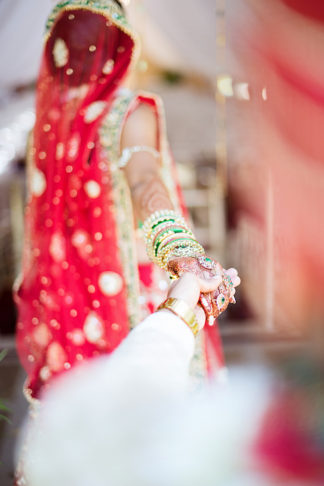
[{"xmin": 157, "ymin": 297, "xmax": 199, "ymax": 336}]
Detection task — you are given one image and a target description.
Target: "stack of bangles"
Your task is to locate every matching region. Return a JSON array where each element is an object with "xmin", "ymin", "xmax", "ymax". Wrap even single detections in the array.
[
  {"xmin": 143, "ymin": 209, "xmax": 237, "ymax": 330},
  {"xmin": 142, "ymin": 209, "xmax": 205, "ymax": 271}
]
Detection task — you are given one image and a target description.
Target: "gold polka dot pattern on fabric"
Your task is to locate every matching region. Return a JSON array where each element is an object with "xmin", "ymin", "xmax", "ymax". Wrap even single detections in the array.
[
  {"xmin": 67, "ymin": 134, "xmax": 80, "ymax": 160},
  {"xmin": 53, "ymin": 38, "xmax": 69, "ymax": 68},
  {"xmin": 83, "ymin": 312, "xmax": 104, "ymax": 343},
  {"xmin": 33, "ymin": 323, "xmax": 51, "ymax": 347},
  {"xmin": 98, "ymin": 272, "xmax": 123, "ymax": 296},
  {"xmin": 49, "ymin": 232, "xmax": 66, "ymax": 263},
  {"xmin": 102, "ymin": 59, "xmax": 114, "ymax": 75},
  {"xmin": 50, "ymin": 319, "xmax": 60, "ymax": 330},
  {"xmin": 84, "ymin": 180, "xmax": 101, "ymax": 198},
  {"xmin": 71, "ymin": 230, "xmax": 88, "ymax": 247},
  {"xmin": 56, "ymin": 142, "xmax": 64, "ymax": 160},
  {"xmin": 93, "ymin": 207, "xmax": 102, "ymax": 217},
  {"xmin": 94, "ymin": 232, "xmax": 103, "ymax": 241},
  {"xmin": 84, "ymin": 101, "xmax": 107, "ymax": 123},
  {"xmin": 40, "ymin": 366, "xmax": 51, "ymax": 382},
  {"xmin": 88, "ymin": 285, "xmax": 96, "ymax": 294},
  {"xmin": 67, "ymin": 329, "xmax": 85, "ymax": 346},
  {"xmin": 31, "ymin": 168, "xmax": 46, "ymax": 197},
  {"xmin": 46, "ymin": 342, "xmax": 67, "ymax": 372}
]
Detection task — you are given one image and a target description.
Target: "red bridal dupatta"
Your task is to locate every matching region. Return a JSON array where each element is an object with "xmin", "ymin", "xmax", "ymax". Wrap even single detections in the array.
[{"xmin": 15, "ymin": 0, "xmax": 223, "ymax": 402}]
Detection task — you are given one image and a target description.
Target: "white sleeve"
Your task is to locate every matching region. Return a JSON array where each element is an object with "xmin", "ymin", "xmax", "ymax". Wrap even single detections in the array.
[
  {"xmin": 22, "ymin": 310, "xmax": 196, "ymax": 486},
  {"xmin": 106, "ymin": 309, "xmax": 196, "ymax": 394}
]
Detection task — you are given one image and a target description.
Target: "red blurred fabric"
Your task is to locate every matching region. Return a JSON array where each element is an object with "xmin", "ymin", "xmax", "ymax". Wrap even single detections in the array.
[{"xmin": 15, "ymin": 7, "xmax": 139, "ymax": 399}]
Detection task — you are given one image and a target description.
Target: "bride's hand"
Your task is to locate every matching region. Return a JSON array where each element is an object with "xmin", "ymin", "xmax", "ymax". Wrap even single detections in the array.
[
  {"xmin": 167, "ymin": 256, "xmax": 241, "ymax": 326},
  {"xmin": 199, "ymin": 266, "xmax": 240, "ymax": 325},
  {"xmin": 167, "ymin": 272, "xmax": 222, "ymax": 329}
]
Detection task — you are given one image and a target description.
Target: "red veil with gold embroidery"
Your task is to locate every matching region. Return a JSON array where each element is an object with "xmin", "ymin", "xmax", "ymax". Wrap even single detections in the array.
[{"xmin": 15, "ymin": 0, "xmax": 224, "ymax": 401}]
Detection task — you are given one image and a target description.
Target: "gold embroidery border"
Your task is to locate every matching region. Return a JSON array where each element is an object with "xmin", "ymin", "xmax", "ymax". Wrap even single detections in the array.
[
  {"xmin": 44, "ymin": 0, "xmax": 141, "ymax": 75},
  {"xmin": 100, "ymin": 91, "xmax": 141, "ymax": 329},
  {"xmin": 23, "ymin": 378, "xmax": 40, "ymax": 406}
]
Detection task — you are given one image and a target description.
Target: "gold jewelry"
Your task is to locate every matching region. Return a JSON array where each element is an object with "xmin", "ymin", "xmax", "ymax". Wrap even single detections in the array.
[
  {"xmin": 157, "ymin": 297, "xmax": 199, "ymax": 336},
  {"xmin": 143, "ymin": 209, "xmax": 205, "ymax": 270},
  {"xmin": 148, "ymin": 223, "xmax": 192, "ymax": 259},
  {"xmin": 150, "ymin": 223, "xmax": 189, "ymax": 246},
  {"xmin": 147, "ymin": 225, "xmax": 190, "ymax": 260},
  {"xmin": 157, "ymin": 235, "xmax": 198, "ymax": 261},
  {"xmin": 155, "ymin": 231, "xmax": 194, "ymax": 257},
  {"xmin": 159, "ymin": 240, "xmax": 205, "ymax": 270},
  {"xmin": 166, "ymin": 246, "xmax": 202, "ymax": 261},
  {"xmin": 118, "ymin": 145, "xmax": 160, "ymax": 169},
  {"xmin": 143, "ymin": 209, "xmax": 187, "ymax": 237}
]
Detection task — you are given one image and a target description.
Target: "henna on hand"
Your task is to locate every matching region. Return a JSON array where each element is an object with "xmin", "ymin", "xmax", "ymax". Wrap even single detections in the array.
[
  {"xmin": 167, "ymin": 256, "xmax": 235, "ymax": 325},
  {"xmin": 130, "ymin": 174, "xmax": 173, "ymax": 222}
]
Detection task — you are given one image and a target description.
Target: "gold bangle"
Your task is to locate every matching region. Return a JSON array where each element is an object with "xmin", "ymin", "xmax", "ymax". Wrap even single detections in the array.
[
  {"xmin": 158, "ymin": 240, "xmax": 205, "ymax": 269},
  {"xmin": 118, "ymin": 145, "xmax": 160, "ymax": 169},
  {"xmin": 143, "ymin": 209, "xmax": 185, "ymax": 234},
  {"xmin": 143, "ymin": 210, "xmax": 187, "ymax": 241},
  {"xmin": 155, "ymin": 231, "xmax": 195, "ymax": 259},
  {"xmin": 148, "ymin": 225, "xmax": 193, "ymax": 261},
  {"xmin": 157, "ymin": 297, "xmax": 199, "ymax": 336}
]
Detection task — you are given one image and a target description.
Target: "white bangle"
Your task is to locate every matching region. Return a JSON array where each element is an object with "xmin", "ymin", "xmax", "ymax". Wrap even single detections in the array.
[{"xmin": 118, "ymin": 145, "xmax": 160, "ymax": 169}]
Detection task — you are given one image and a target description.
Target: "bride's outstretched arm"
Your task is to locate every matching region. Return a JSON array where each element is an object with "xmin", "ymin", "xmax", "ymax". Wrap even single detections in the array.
[
  {"xmin": 120, "ymin": 102, "xmax": 173, "ymax": 222},
  {"xmin": 120, "ymin": 101, "xmax": 239, "ymax": 324}
]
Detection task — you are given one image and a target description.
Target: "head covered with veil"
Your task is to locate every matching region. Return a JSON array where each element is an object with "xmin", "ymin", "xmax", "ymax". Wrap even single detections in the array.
[{"xmin": 39, "ymin": 0, "xmax": 140, "ymax": 167}]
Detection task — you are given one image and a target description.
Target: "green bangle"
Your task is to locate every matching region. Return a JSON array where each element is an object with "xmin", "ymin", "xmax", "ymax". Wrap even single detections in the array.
[
  {"xmin": 154, "ymin": 229, "xmax": 191, "ymax": 257},
  {"xmin": 157, "ymin": 236, "xmax": 198, "ymax": 259},
  {"xmin": 151, "ymin": 218, "xmax": 175, "ymax": 231}
]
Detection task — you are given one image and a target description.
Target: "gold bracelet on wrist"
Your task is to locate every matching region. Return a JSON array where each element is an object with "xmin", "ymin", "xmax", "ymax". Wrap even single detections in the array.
[
  {"xmin": 159, "ymin": 240, "xmax": 205, "ymax": 269},
  {"xmin": 143, "ymin": 209, "xmax": 205, "ymax": 271},
  {"xmin": 166, "ymin": 246, "xmax": 203, "ymax": 261},
  {"xmin": 158, "ymin": 236, "xmax": 198, "ymax": 264},
  {"xmin": 157, "ymin": 297, "xmax": 199, "ymax": 336},
  {"xmin": 143, "ymin": 209, "xmax": 186, "ymax": 238},
  {"xmin": 155, "ymin": 231, "xmax": 195, "ymax": 258}
]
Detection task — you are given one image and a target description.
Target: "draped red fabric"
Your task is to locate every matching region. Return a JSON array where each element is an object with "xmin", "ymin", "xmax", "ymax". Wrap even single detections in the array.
[
  {"xmin": 15, "ymin": 4, "xmax": 140, "ymax": 399},
  {"xmin": 281, "ymin": 0, "xmax": 324, "ymax": 23}
]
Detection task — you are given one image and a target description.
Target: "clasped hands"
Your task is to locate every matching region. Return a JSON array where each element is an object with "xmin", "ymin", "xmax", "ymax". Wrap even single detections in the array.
[{"xmin": 167, "ymin": 256, "xmax": 241, "ymax": 329}]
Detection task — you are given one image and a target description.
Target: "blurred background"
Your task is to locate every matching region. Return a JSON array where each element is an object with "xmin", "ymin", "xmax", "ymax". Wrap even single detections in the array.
[{"xmin": 0, "ymin": 0, "xmax": 324, "ymax": 484}]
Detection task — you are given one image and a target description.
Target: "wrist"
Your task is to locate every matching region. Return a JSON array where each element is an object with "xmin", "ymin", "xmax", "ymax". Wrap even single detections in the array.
[
  {"xmin": 167, "ymin": 273, "xmax": 200, "ymax": 309},
  {"xmin": 142, "ymin": 209, "xmax": 204, "ymax": 271},
  {"xmin": 157, "ymin": 297, "xmax": 199, "ymax": 336}
]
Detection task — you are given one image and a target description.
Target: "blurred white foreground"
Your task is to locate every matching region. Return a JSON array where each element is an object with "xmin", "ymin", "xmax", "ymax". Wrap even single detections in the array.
[{"xmin": 18, "ymin": 311, "xmax": 271, "ymax": 486}]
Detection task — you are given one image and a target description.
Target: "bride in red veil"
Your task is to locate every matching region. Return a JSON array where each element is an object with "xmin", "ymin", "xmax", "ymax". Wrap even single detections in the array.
[{"xmin": 15, "ymin": 0, "xmax": 232, "ymax": 407}]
